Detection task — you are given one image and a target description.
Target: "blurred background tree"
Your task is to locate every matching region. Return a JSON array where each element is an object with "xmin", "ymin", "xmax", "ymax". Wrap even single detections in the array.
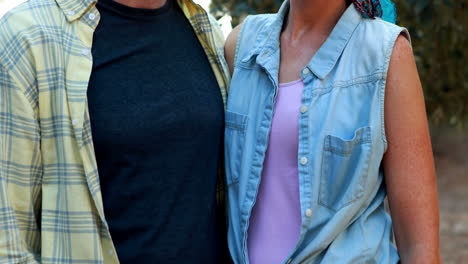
[{"xmin": 211, "ymin": 0, "xmax": 468, "ymax": 128}]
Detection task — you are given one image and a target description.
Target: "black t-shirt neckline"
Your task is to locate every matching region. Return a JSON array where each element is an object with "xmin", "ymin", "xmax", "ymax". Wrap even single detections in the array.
[{"xmin": 97, "ymin": 0, "xmax": 172, "ymax": 20}]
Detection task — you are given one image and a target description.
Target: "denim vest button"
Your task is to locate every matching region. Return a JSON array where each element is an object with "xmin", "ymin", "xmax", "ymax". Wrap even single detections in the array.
[{"xmin": 300, "ymin": 157, "xmax": 308, "ymax": 165}]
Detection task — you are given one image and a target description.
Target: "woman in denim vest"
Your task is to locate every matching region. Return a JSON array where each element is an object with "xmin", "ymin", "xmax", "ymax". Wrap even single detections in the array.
[{"xmin": 223, "ymin": 0, "xmax": 440, "ymax": 263}]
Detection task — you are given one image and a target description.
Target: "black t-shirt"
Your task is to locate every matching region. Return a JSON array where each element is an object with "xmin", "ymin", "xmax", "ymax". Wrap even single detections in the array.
[{"xmin": 87, "ymin": 0, "xmax": 224, "ymax": 263}]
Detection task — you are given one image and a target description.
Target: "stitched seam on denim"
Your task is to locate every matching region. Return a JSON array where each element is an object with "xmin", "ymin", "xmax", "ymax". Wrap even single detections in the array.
[
  {"xmin": 226, "ymin": 111, "xmax": 248, "ymax": 132},
  {"xmin": 318, "ymin": 194, "xmax": 363, "ymax": 212},
  {"xmin": 310, "ymin": 73, "xmax": 385, "ymax": 99},
  {"xmin": 318, "ymin": 150, "xmax": 329, "ymax": 210},
  {"xmin": 226, "ymin": 123, "xmax": 246, "ymax": 132},
  {"xmin": 324, "ymin": 127, "xmax": 372, "ymax": 154},
  {"xmin": 311, "ymin": 71, "xmax": 385, "ymax": 92},
  {"xmin": 236, "ymin": 62, "xmax": 263, "ymax": 71}
]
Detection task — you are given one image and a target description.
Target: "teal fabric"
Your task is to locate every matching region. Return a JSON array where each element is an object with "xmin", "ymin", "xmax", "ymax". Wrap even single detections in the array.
[
  {"xmin": 380, "ymin": 0, "xmax": 397, "ymax": 23},
  {"xmin": 353, "ymin": 0, "xmax": 397, "ymax": 23}
]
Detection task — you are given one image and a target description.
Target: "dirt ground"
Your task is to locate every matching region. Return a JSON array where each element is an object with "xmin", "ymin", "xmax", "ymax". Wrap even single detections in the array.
[{"xmin": 431, "ymin": 128, "xmax": 468, "ymax": 263}]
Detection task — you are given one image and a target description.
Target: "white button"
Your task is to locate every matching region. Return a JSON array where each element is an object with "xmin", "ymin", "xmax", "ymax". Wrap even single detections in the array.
[
  {"xmin": 300, "ymin": 157, "xmax": 308, "ymax": 165},
  {"xmin": 82, "ymin": 49, "xmax": 89, "ymax": 56},
  {"xmin": 72, "ymin": 119, "xmax": 78, "ymax": 126},
  {"xmin": 300, "ymin": 105, "xmax": 308, "ymax": 113},
  {"xmin": 108, "ymin": 249, "xmax": 114, "ymax": 256},
  {"xmin": 88, "ymin": 13, "xmax": 96, "ymax": 20},
  {"xmin": 302, "ymin": 68, "xmax": 310, "ymax": 75},
  {"xmin": 67, "ymin": 11, "xmax": 75, "ymax": 16},
  {"xmin": 306, "ymin": 209, "xmax": 313, "ymax": 217},
  {"xmin": 287, "ymin": 259, "xmax": 292, "ymax": 264}
]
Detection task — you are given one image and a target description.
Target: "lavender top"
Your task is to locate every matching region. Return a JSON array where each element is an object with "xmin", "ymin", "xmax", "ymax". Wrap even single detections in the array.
[{"xmin": 247, "ymin": 80, "xmax": 304, "ymax": 264}]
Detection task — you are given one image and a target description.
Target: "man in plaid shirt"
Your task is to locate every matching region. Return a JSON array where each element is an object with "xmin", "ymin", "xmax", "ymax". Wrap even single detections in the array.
[{"xmin": 0, "ymin": 0, "xmax": 230, "ymax": 263}]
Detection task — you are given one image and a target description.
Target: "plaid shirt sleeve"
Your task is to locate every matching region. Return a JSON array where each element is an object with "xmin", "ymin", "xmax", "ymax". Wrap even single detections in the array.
[{"xmin": 0, "ymin": 44, "xmax": 41, "ymax": 264}]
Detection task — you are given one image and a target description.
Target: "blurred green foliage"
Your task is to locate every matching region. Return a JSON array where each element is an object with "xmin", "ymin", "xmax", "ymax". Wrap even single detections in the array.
[{"xmin": 211, "ymin": 0, "xmax": 468, "ymax": 128}]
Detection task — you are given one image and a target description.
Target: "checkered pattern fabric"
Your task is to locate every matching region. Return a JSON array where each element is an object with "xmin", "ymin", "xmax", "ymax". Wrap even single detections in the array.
[{"xmin": 0, "ymin": 0, "xmax": 230, "ymax": 263}]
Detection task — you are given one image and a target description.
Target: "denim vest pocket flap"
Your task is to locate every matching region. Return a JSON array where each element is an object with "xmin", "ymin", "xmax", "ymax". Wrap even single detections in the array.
[
  {"xmin": 225, "ymin": 111, "xmax": 249, "ymax": 185},
  {"xmin": 226, "ymin": 111, "xmax": 248, "ymax": 131},
  {"xmin": 324, "ymin": 126, "xmax": 372, "ymax": 155},
  {"xmin": 319, "ymin": 126, "xmax": 372, "ymax": 211}
]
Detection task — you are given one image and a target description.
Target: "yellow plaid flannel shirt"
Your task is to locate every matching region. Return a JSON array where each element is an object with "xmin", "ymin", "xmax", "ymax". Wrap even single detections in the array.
[{"xmin": 0, "ymin": 0, "xmax": 230, "ymax": 263}]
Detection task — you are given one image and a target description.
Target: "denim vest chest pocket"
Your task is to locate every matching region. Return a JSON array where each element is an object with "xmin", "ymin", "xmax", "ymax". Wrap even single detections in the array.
[
  {"xmin": 319, "ymin": 126, "xmax": 373, "ymax": 211},
  {"xmin": 225, "ymin": 111, "xmax": 249, "ymax": 185}
]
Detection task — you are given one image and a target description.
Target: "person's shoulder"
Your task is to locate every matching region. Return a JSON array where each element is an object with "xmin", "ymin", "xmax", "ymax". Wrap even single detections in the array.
[
  {"xmin": 0, "ymin": 0, "xmax": 30, "ymax": 27},
  {"xmin": 224, "ymin": 13, "xmax": 276, "ymax": 71},
  {"xmin": 0, "ymin": 0, "xmax": 64, "ymax": 65},
  {"xmin": 228, "ymin": 13, "xmax": 277, "ymax": 39},
  {"xmin": 388, "ymin": 34, "xmax": 413, "ymax": 75},
  {"xmin": 224, "ymin": 23, "xmax": 242, "ymax": 73},
  {"xmin": 352, "ymin": 18, "xmax": 411, "ymax": 61},
  {"xmin": 337, "ymin": 17, "xmax": 411, "ymax": 79},
  {"xmin": 248, "ymin": 13, "xmax": 276, "ymax": 22},
  {"xmin": 1, "ymin": 0, "xmax": 61, "ymax": 24},
  {"xmin": 244, "ymin": 13, "xmax": 277, "ymax": 32},
  {"xmin": 359, "ymin": 18, "xmax": 410, "ymax": 43},
  {"xmin": 0, "ymin": 0, "xmax": 63, "ymax": 39}
]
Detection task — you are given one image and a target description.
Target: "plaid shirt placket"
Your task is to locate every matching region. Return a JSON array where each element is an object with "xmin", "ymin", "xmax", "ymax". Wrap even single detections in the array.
[{"xmin": 0, "ymin": 0, "xmax": 230, "ymax": 263}]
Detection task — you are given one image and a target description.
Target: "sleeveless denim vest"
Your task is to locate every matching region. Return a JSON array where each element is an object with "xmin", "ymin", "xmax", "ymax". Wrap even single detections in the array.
[{"xmin": 225, "ymin": 1, "xmax": 410, "ymax": 263}]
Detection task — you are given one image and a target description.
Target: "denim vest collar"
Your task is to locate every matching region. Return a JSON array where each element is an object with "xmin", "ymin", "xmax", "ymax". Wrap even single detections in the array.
[{"xmin": 247, "ymin": 0, "xmax": 363, "ymax": 80}]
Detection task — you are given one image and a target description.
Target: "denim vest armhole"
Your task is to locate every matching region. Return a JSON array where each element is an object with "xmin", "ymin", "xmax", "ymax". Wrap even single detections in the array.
[{"xmin": 380, "ymin": 25, "xmax": 411, "ymax": 152}]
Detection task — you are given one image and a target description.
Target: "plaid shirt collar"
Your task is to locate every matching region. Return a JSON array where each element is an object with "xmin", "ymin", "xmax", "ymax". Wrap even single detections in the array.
[{"xmin": 55, "ymin": 0, "xmax": 96, "ymax": 21}]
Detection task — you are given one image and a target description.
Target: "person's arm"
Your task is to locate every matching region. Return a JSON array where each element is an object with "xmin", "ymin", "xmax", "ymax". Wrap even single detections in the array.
[
  {"xmin": 224, "ymin": 24, "xmax": 242, "ymax": 75},
  {"xmin": 384, "ymin": 35, "xmax": 441, "ymax": 264},
  {"xmin": 0, "ymin": 64, "xmax": 41, "ymax": 264}
]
